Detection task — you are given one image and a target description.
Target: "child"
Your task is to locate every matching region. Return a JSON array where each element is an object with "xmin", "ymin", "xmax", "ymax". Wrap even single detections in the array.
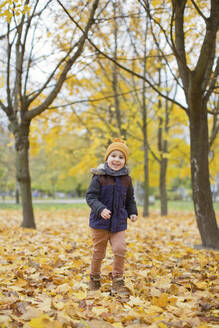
[{"xmin": 86, "ymin": 138, "xmax": 138, "ymax": 294}]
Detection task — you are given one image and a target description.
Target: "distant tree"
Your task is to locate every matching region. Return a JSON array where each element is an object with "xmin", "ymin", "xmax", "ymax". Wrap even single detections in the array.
[
  {"xmin": 0, "ymin": 126, "xmax": 16, "ymax": 197},
  {"xmin": 0, "ymin": 0, "xmax": 100, "ymax": 228}
]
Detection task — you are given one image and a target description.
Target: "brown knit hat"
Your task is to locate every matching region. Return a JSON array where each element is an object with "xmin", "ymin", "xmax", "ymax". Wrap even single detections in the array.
[{"xmin": 104, "ymin": 138, "xmax": 129, "ymax": 163}]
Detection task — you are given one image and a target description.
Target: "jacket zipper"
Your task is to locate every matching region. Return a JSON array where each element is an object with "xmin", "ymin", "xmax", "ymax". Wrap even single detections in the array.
[{"xmin": 110, "ymin": 177, "xmax": 116, "ymax": 232}]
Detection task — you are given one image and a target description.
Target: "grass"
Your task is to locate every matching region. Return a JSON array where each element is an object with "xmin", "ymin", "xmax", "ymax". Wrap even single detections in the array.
[
  {"xmin": 0, "ymin": 199, "xmax": 218, "ymax": 212},
  {"xmin": 0, "ymin": 201, "xmax": 88, "ymax": 210},
  {"xmin": 150, "ymin": 200, "xmax": 219, "ymax": 212}
]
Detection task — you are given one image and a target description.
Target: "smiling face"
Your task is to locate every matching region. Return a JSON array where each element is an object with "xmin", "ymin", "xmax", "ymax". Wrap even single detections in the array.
[{"xmin": 107, "ymin": 150, "xmax": 126, "ymax": 171}]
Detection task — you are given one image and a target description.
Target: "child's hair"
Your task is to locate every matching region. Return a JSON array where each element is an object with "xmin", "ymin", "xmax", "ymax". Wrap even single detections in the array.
[{"xmin": 104, "ymin": 138, "xmax": 128, "ymax": 163}]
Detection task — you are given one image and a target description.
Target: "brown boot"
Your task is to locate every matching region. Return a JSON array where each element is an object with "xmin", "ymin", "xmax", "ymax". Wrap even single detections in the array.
[
  {"xmin": 89, "ymin": 274, "xmax": 101, "ymax": 291},
  {"xmin": 111, "ymin": 276, "xmax": 131, "ymax": 296}
]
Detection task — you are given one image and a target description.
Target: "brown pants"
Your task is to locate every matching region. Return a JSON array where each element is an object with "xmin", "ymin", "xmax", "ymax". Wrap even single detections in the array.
[{"xmin": 90, "ymin": 228, "xmax": 126, "ymax": 277}]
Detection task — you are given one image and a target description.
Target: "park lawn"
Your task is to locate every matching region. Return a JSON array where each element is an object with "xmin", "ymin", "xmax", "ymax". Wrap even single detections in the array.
[
  {"xmin": 0, "ymin": 200, "xmax": 219, "ymax": 212},
  {"xmin": 0, "ymin": 208, "xmax": 218, "ymax": 328}
]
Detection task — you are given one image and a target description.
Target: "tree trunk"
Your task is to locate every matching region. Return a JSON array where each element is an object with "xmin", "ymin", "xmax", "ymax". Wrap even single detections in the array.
[
  {"xmin": 142, "ymin": 18, "xmax": 149, "ymax": 217},
  {"xmin": 158, "ymin": 113, "xmax": 168, "ymax": 216},
  {"xmin": 143, "ymin": 137, "xmax": 149, "ymax": 217},
  {"xmin": 159, "ymin": 157, "xmax": 168, "ymax": 216},
  {"xmin": 15, "ymin": 182, "xmax": 20, "ymax": 205},
  {"xmin": 157, "ymin": 66, "xmax": 168, "ymax": 216},
  {"xmin": 142, "ymin": 83, "xmax": 149, "ymax": 217},
  {"xmin": 189, "ymin": 99, "xmax": 219, "ymax": 249},
  {"xmin": 112, "ymin": 1, "xmax": 125, "ymax": 138},
  {"xmin": 15, "ymin": 122, "xmax": 36, "ymax": 228}
]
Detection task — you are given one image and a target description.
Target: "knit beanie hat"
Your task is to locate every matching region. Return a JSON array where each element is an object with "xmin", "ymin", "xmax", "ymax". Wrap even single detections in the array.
[{"xmin": 104, "ymin": 138, "xmax": 129, "ymax": 163}]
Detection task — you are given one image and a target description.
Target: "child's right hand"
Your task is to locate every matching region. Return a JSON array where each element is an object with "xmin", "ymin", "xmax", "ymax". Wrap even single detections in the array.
[
  {"xmin": 100, "ymin": 208, "xmax": 111, "ymax": 220},
  {"xmin": 130, "ymin": 214, "xmax": 138, "ymax": 222}
]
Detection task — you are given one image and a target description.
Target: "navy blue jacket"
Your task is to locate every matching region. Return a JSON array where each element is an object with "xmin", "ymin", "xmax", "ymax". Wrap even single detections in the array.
[{"xmin": 86, "ymin": 163, "xmax": 138, "ymax": 232}]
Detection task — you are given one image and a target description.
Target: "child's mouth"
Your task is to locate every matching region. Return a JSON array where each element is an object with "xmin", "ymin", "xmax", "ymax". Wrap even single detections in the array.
[{"xmin": 112, "ymin": 163, "xmax": 121, "ymax": 168}]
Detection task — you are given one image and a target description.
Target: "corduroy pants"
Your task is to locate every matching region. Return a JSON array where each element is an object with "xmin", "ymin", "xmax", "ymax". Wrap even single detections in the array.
[{"xmin": 90, "ymin": 228, "xmax": 126, "ymax": 277}]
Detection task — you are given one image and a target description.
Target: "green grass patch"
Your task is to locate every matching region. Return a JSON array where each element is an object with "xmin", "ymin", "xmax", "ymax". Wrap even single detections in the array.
[
  {"xmin": 0, "ymin": 199, "xmax": 218, "ymax": 212},
  {"xmin": 0, "ymin": 201, "xmax": 89, "ymax": 211},
  {"xmin": 143, "ymin": 200, "xmax": 219, "ymax": 212}
]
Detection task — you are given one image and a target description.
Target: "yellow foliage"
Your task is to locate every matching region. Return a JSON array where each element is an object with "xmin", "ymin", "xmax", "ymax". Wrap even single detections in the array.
[
  {"xmin": 0, "ymin": 0, "xmax": 30, "ymax": 22},
  {"xmin": 29, "ymin": 315, "xmax": 51, "ymax": 328}
]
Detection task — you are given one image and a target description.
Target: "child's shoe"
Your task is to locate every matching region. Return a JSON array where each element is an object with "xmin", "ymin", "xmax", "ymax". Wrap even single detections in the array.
[
  {"xmin": 89, "ymin": 274, "xmax": 101, "ymax": 291},
  {"xmin": 111, "ymin": 275, "xmax": 131, "ymax": 296}
]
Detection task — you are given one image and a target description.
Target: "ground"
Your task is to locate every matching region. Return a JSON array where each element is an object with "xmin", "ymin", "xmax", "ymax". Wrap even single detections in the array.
[{"xmin": 0, "ymin": 208, "xmax": 218, "ymax": 328}]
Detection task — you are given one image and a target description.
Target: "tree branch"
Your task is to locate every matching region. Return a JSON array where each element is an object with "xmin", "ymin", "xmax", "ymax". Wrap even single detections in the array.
[
  {"xmin": 24, "ymin": 0, "xmax": 100, "ymax": 121},
  {"xmin": 27, "ymin": 45, "xmax": 75, "ymax": 105},
  {"xmin": 90, "ymin": 39, "xmax": 188, "ymax": 112},
  {"xmin": 171, "ymin": 0, "xmax": 190, "ymax": 93},
  {"xmin": 193, "ymin": 0, "xmax": 219, "ymax": 87},
  {"xmin": 6, "ymin": 23, "xmax": 13, "ymax": 113},
  {"xmin": 191, "ymin": 0, "xmax": 207, "ymax": 21},
  {"xmin": 209, "ymin": 97, "xmax": 219, "ymax": 149},
  {"xmin": 47, "ymin": 87, "xmax": 143, "ymax": 110},
  {"xmin": 204, "ymin": 57, "xmax": 219, "ymax": 105},
  {"xmin": 0, "ymin": 100, "xmax": 8, "ymax": 114}
]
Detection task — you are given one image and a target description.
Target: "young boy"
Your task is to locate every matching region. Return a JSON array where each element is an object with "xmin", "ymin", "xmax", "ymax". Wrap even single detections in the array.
[{"xmin": 86, "ymin": 138, "xmax": 138, "ymax": 294}]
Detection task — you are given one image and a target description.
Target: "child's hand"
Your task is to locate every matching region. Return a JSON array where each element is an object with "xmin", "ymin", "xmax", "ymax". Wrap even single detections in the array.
[
  {"xmin": 130, "ymin": 215, "xmax": 137, "ymax": 222},
  {"xmin": 100, "ymin": 208, "xmax": 111, "ymax": 220}
]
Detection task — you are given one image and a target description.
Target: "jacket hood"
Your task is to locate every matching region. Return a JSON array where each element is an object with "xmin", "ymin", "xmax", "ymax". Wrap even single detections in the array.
[{"xmin": 90, "ymin": 163, "xmax": 129, "ymax": 176}]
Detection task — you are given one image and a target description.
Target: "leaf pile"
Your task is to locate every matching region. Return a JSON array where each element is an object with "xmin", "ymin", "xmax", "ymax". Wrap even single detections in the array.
[{"xmin": 0, "ymin": 209, "xmax": 218, "ymax": 328}]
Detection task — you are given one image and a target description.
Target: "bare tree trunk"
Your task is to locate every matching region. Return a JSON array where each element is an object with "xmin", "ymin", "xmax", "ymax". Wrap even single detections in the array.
[
  {"xmin": 15, "ymin": 181, "xmax": 20, "ymax": 204},
  {"xmin": 112, "ymin": 1, "xmax": 125, "ymax": 138},
  {"xmin": 158, "ymin": 115, "xmax": 168, "ymax": 216},
  {"xmin": 14, "ymin": 122, "xmax": 35, "ymax": 228},
  {"xmin": 142, "ymin": 91, "xmax": 149, "ymax": 217},
  {"xmin": 142, "ymin": 77, "xmax": 149, "ymax": 217},
  {"xmin": 142, "ymin": 17, "xmax": 149, "ymax": 217},
  {"xmin": 157, "ymin": 69, "xmax": 168, "ymax": 216},
  {"xmin": 172, "ymin": 0, "xmax": 219, "ymax": 249},
  {"xmin": 159, "ymin": 157, "xmax": 168, "ymax": 216},
  {"xmin": 189, "ymin": 99, "xmax": 219, "ymax": 249}
]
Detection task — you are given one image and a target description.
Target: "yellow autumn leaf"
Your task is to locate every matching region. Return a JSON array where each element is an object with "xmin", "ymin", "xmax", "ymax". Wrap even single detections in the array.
[
  {"xmin": 151, "ymin": 293, "xmax": 169, "ymax": 308},
  {"xmin": 72, "ymin": 290, "xmax": 86, "ymax": 300},
  {"xmin": 92, "ymin": 306, "xmax": 107, "ymax": 316},
  {"xmin": 158, "ymin": 323, "xmax": 168, "ymax": 328},
  {"xmin": 52, "ymin": 300, "xmax": 65, "ymax": 310},
  {"xmin": 29, "ymin": 314, "xmax": 51, "ymax": 328},
  {"xmin": 112, "ymin": 323, "xmax": 124, "ymax": 328},
  {"xmin": 194, "ymin": 281, "xmax": 208, "ymax": 290}
]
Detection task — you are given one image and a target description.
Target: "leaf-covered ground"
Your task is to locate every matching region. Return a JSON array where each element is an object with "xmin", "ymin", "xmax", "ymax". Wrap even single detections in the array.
[{"xmin": 0, "ymin": 209, "xmax": 218, "ymax": 328}]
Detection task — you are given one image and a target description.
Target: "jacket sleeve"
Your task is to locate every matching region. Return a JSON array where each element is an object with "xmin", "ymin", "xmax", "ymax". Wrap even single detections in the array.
[
  {"xmin": 86, "ymin": 175, "xmax": 106, "ymax": 215},
  {"xmin": 125, "ymin": 177, "xmax": 138, "ymax": 217}
]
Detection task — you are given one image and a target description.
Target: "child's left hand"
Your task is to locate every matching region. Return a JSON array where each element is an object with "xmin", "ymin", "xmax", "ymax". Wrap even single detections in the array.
[{"xmin": 130, "ymin": 215, "xmax": 138, "ymax": 222}]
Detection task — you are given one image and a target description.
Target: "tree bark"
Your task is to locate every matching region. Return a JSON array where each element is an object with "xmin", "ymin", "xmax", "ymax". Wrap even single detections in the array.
[
  {"xmin": 189, "ymin": 94, "xmax": 219, "ymax": 249},
  {"xmin": 158, "ymin": 115, "xmax": 168, "ymax": 216},
  {"xmin": 172, "ymin": 0, "xmax": 219, "ymax": 249},
  {"xmin": 142, "ymin": 98, "xmax": 149, "ymax": 217},
  {"xmin": 112, "ymin": 1, "xmax": 125, "ymax": 138},
  {"xmin": 14, "ymin": 121, "xmax": 36, "ymax": 228},
  {"xmin": 159, "ymin": 157, "xmax": 168, "ymax": 216},
  {"xmin": 157, "ymin": 68, "xmax": 168, "ymax": 216},
  {"xmin": 142, "ymin": 79, "xmax": 149, "ymax": 217},
  {"xmin": 142, "ymin": 17, "xmax": 149, "ymax": 217},
  {"xmin": 15, "ymin": 182, "xmax": 20, "ymax": 205}
]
